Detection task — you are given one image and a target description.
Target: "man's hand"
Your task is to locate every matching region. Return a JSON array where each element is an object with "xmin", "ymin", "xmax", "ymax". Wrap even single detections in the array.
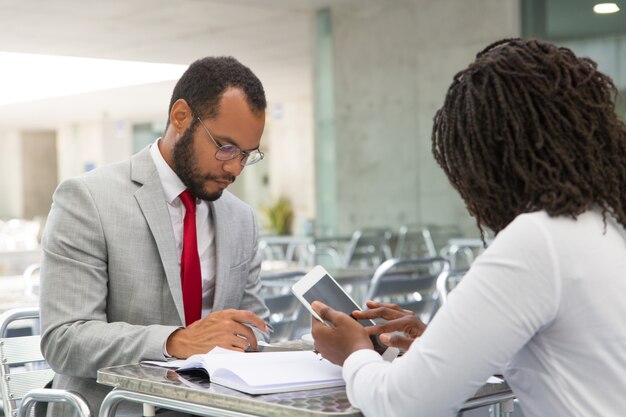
[
  {"xmin": 166, "ymin": 309, "xmax": 268, "ymax": 358},
  {"xmin": 352, "ymin": 301, "xmax": 427, "ymax": 351},
  {"xmin": 311, "ymin": 301, "xmax": 373, "ymax": 366}
]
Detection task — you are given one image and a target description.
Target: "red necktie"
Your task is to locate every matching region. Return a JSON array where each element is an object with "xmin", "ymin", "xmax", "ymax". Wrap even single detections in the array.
[{"xmin": 179, "ymin": 189, "xmax": 202, "ymax": 326}]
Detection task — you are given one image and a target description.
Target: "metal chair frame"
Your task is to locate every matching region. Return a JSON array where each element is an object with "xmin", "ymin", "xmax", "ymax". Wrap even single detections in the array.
[
  {"xmin": 260, "ymin": 271, "xmax": 308, "ymax": 342},
  {"xmin": 0, "ymin": 307, "xmax": 91, "ymax": 417},
  {"xmin": 344, "ymin": 228, "xmax": 393, "ymax": 268},
  {"xmin": 365, "ymin": 257, "xmax": 450, "ymax": 323},
  {"xmin": 395, "ymin": 225, "xmax": 438, "ymax": 260}
]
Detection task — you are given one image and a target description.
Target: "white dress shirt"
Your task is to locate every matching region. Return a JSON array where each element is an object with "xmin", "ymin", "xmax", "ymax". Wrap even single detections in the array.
[
  {"xmin": 342, "ymin": 208, "xmax": 626, "ymax": 417},
  {"xmin": 150, "ymin": 139, "xmax": 217, "ymax": 316}
]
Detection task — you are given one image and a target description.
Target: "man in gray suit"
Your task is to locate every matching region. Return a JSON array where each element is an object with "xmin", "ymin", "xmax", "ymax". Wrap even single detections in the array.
[{"xmin": 40, "ymin": 56, "xmax": 271, "ymax": 416}]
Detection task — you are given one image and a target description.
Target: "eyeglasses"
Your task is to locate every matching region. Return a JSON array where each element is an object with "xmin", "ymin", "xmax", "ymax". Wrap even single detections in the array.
[{"xmin": 195, "ymin": 116, "xmax": 264, "ymax": 166}]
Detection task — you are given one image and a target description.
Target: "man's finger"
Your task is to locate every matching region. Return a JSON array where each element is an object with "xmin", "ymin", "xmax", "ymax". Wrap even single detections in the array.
[
  {"xmin": 233, "ymin": 322, "xmax": 259, "ymax": 351},
  {"xmin": 223, "ymin": 309, "xmax": 269, "ymax": 332}
]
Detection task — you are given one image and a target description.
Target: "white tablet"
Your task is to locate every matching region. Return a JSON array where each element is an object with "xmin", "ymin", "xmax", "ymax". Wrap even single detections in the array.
[
  {"xmin": 292, "ymin": 265, "xmax": 367, "ymax": 325},
  {"xmin": 292, "ymin": 265, "xmax": 399, "ymax": 361}
]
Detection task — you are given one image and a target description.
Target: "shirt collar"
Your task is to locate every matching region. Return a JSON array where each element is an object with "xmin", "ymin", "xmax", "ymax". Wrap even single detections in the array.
[{"xmin": 149, "ymin": 138, "xmax": 187, "ymax": 205}]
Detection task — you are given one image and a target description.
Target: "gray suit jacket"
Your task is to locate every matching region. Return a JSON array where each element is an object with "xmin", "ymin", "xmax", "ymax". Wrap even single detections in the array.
[{"xmin": 40, "ymin": 147, "xmax": 269, "ymax": 416}]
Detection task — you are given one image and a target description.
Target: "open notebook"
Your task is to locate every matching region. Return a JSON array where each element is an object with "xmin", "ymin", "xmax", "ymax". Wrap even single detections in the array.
[{"xmin": 143, "ymin": 347, "xmax": 345, "ymax": 395}]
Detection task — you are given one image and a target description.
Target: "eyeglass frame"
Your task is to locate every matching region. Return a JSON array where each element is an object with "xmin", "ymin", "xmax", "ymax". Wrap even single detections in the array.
[{"xmin": 192, "ymin": 111, "xmax": 264, "ymax": 167}]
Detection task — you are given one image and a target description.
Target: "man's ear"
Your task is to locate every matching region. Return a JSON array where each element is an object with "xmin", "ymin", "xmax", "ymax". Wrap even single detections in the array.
[{"xmin": 170, "ymin": 99, "xmax": 193, "ymax": 134}]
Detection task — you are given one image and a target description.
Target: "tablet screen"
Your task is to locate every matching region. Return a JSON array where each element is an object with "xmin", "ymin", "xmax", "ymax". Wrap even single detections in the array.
[{"xmin": 302, "ymin": 274, "xmax": 372, "ymax": 327}]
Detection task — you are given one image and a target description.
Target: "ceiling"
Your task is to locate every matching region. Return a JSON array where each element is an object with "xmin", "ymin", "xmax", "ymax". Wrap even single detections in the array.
[
  {"xmin": 0, "ymin": 0, "xmax": 358, "ymax": 129},
  {"xmin": 547, "ymin": 0, "xmax": 626, "ymax": 39},
  {"xmin": 523, "ymin": 0, "xmax": 626, "ymax": 40},
  {"xmin": 1, "ymin": 0, "xmax": 625, "ymax": 129}
]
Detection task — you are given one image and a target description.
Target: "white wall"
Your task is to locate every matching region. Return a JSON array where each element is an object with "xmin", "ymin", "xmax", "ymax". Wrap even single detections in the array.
[
  {"xmin": 0, "ymin": 130, "xmax": 23, "ymax": 218},
  {"xmin": 57, "ymin": 117, "xmax": 133, "ymax": 182},
  {"xmin": 268, "ymin": 97, "xmax": 315, "ymax": 233},
  {"xmin": 328, "ymin": 0, "xmax": 521, "ymax": 236}
]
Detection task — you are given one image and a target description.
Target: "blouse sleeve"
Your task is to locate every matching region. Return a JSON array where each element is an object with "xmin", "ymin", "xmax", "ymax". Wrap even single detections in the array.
[{"xmin": 342, "ymin": 213, "xmax": 561, "ymax": 417}]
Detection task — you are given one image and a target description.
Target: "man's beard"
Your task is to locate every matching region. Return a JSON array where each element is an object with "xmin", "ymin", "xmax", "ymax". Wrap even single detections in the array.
[{"xmin": 171, "ymin": 125, "xmax": 235, "ymax": 202}]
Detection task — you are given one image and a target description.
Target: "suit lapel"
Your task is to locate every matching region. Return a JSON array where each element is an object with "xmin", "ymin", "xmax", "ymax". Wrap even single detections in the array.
[
  {"xmin": 131, "ymin": 148, "xmax": 185, "ymax": 324},
  {"xmin": 210, "ymin": 198, "xmax": 230, "ymax": 311}
]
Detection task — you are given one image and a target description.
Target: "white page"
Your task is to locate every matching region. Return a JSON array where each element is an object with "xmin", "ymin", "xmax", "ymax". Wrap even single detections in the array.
[
  {"xmin": 190, "ymin": 348, "xmax": 342, "ymax": 387},
  {"xmin": 143, "ymin": 347, "xmax": 344, "ymax": 394}
]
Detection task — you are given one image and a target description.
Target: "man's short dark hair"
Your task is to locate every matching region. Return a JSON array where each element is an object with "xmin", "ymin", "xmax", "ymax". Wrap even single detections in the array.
[{"xmin": 167, "ymin": 56, "xmax": 266, "ymax": 124}]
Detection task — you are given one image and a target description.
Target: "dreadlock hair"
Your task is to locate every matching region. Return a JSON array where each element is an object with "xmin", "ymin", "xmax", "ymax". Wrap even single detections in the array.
[{"xmin": 431, "ymin": 38, "xmax": 626, "ymax": 239}]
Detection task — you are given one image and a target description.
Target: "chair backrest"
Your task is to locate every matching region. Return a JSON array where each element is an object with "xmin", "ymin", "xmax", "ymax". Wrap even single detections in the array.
[
  {"xmin": 0, "ymin": 308, "xmax": 92, "ymax": 417},
  {"xmin": 442, "ymin": 238, "xmax": 488, "ymax": 269},
  {"xmin": 259, "ymin": 236, "xmax": 315, "ymax": 269},
  {"xmin": 426, "ymin": 224, "xmax": 465, "ymax": 255},
  {"xmin": 344, "ymin": 228, "xmax": 393, "ymax": 268},
  {"xmin": 310, "ymin": 236, "xmax": 351, "ymax": 269},
  {"xmin": 365, "ymin": 257, "xmax": 450, "ymax": 324},
  {"xmin": 395, "ymin": 225, "xmax": 438, "ymax": 260},
  {"xmin": 260, "ymin": 271, "xmax": 308, "ymax": 342},
  {"xmin": 23, "ymin": 263, "xmax": 41, "ymax": 298},
  {"xmin": 436, "ymin": 267, "xmax": 470, "ymax": 305},
  {"xmin": 0, "ymin": 308, "xmax": 53, "ymax": 417}
]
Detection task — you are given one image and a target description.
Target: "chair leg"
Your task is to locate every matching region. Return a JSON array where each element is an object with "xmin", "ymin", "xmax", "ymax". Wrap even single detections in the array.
[
  {"xmin": 143, "ymin": 403, "xmax": 156, "ymax": 416},
  {"xmin": 490, "ymin": 399, "xmax": 515, "ymax": 417}
]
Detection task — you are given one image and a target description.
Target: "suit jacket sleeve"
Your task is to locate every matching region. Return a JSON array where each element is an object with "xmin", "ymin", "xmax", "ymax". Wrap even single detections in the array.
[{"xmin": 40, "ymin": 176, "xmax": 178, "ymax": 379}]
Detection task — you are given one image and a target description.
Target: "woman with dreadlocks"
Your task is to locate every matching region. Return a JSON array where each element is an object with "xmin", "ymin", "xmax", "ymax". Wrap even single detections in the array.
[{"xmin": 310, "ymin": 38, "xmax": 626, "ymax": 417}]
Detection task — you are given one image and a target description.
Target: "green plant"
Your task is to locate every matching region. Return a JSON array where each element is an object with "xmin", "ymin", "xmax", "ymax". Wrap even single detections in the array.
[{"xmin": 260, "ymin": 196, "xmax": 294, "ymax": 235}]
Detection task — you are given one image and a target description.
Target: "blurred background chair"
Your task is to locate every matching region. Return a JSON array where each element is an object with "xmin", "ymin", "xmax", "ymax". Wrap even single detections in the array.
[
  {"xmin": 437, "ymin": 267, "xmax": 470, "ymax": 305},
  {"xmin": 0, "ymin": 307, "xmax": 91, "ymax": 417},
  {"xmin": 426, "ymin": 224, "xmax": 465, "ymax": 256},
  {"xmin": 310, "ymin": 236, "xmax": 349, "ymax": 269},
  {"xmin": 0, "ymin": 219, "xmax": 41, "ymax": 252},
  {"xmin": 443, "ymin": 238, "xmax": 489, "ymax": 270},
  {"xmin": 395, "ymin": 225, "xmax": 437, "ymax": 260},
  {"xmin": 22, "ymin": 263, "xmax": 41, "ymax": 299},
  {"xmin": 365, "ymin": 257, "xmax": 450, "ymax": 324},
  {"xmin": 344, "ymin": 228, "xmax": 393, "ymax": 268},
  {"xmin": 259, "ymin": 236, "xmax": 315, "ymax": 270},
  {"xmin": 259, "ymin": 270, "xmax": 308, "ymax": 342}
]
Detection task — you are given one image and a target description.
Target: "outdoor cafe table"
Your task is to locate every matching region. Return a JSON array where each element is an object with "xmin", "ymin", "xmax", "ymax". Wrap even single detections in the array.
[{"xmin": 97, "ymin": 342, "xmax": 515, "ymax": 417}]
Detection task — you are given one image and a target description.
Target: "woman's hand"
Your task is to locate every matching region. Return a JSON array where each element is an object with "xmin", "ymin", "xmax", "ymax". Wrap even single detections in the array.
[
  {"xmin": 352, "ymin": 301, "xmax": 427, "ymax": 351},
  {"xmin": 311, "ymin": 301, "xmax": 374, "ymax": 366}
]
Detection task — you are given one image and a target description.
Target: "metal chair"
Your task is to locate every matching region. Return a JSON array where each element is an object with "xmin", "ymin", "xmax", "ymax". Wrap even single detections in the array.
[
  {"xmin": 310, "ymin": 236, "xmax": 351, "ymax": 269},
  {"xmin": 259, "ymin": 236, "xmax": 315, "ymax": 269},
  {"xmin": 0, "ymin": 307, "xmax": 91, "ymax": 417},
  {"xmin": 260, "ymin": 271, "xmax": 308, "ymax": 342},
  {"xmin": 365, "ymin": 257, "xmax": 450, "ymax": 324},
  {"xmin": 395, "ymin": 225, "xmax": 438, "ymax": 260},
  {"xmin": 22, "ymin": 263, "xmax": 41, "ymax": 298},
  {"xmin": 427, "ymin": 224, "xmax": 465, "ymax": 255},
  {"xmin": 437, "ymin": 267, "xmax": 470, "ymax": 305},
  {"xmin": 344, "ymin": 228, "xmax": 393, "ymax": 268}
]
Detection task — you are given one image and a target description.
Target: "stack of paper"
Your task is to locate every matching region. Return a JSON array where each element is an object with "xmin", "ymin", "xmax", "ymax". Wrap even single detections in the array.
[{"xmin": 144, "ymin": 347, "xmax": 345, "ymax": 395}]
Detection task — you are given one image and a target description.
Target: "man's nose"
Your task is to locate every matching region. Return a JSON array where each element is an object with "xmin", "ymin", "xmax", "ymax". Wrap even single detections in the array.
[{"xmin": 223, "ymin": 157, "xmax": 244, "ymax": 176}]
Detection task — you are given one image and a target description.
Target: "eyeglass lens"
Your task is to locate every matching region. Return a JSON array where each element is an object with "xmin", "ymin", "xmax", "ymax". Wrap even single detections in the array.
[{"xmin": 215, "ymin": 145, "xmax": 263, "ymax": 166}]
